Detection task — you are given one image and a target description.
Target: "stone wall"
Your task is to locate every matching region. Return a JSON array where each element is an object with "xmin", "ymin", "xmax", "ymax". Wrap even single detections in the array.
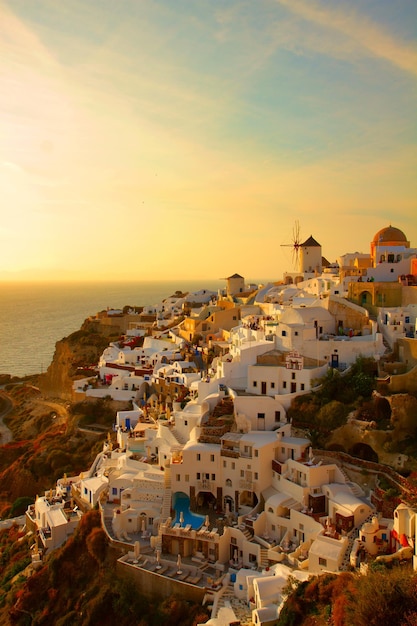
[
  {"xmin": 116, "ymin": 560, "xmax": 206, "ymax": 603},
  {"xmin": 314, "ymin": 449, "xmax": 417, "ymax": 506}
]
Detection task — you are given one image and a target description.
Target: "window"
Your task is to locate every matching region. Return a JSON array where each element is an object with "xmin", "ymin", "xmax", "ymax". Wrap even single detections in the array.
[
  {"xmin": 223, "ymin": 460, "xmax": 226, "ymax": 468},
  {"xmin": 301, "ymin": 383, "xmax": 305, "ymax": 391},
  {"xmin": 197, "ymin": 453, "xmax": 201, "ymax": 461},
  {"xmin": 275, "ymin": 411, "xmax": 281, "ymax": 422},
  {"xmin": 254, "ymin": 472, "xmax": 258, "ymax": 480},
  {"xmin": 185, "ymin": 420, "xmax": 188, "ymax": 426},
  {"xmin": 226, "ymin": 478, "xmax": 232, "ymax": 487},
  {"xmin": 283, "ymin": 381, "xmax": 287, "ymax": 389},
  {"xmin": 197, "ymin": 472, "xmax": 201, "ymax": 480},
  {"xmin": 185, "ymin": 474, "xmax": 189, "ymax": 482},
  {"xmin": 291, "ymin": 372, "xmax": 295, "ymax": 380},
  {"xmin": 271, "ymin": 381, "xmax": 275, "ymax": 389},
  {"xmin": 319, "ymin": 557, "xmax": 327, "ymax": 567},
  {"xmin": 112, "ymin": 488, "xmax": 117, "ymax": 495},
  {"xmin": 253, "ymin": 381, "xmax": 257, "ymax": 387},
  {"xmin": 282, "ymin": 330, "xmax": 287, "ymax": 337},
  {"xmin": 176, "ymin": 474, "xmax": 180, "ymax": 481},
  {"xmin": 299, "ymin": 523, "xmax": 304, "ymax": 530},
  {"xmin": 254, "ymin": 449, "xmax": 258, "ymax": 457},
  {"xmin": 211, "ymin": 474, "xmax": 215, "ymax": 480},
  {"xmin": 294, "ymin": 331, "xmax": 298, "ymax": 336},
  {"xmin": 232, "ymin": 462, "xmax": 235, "ymax": 470},
  {"xmin": 210, "ymin": 454, "xmax": 214, "ymax": 462},
  {"xmin": 240, "ymin": 470, "xmax": 244, "ymax": 477}
]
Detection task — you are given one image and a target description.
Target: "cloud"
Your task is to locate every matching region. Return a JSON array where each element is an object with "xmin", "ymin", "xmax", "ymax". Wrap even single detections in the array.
[{"xmin": 275, "ymin": 0, "xmax": 417, "ymax": 75}]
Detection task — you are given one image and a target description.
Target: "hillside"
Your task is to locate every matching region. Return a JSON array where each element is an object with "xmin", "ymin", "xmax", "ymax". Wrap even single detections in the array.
[
  {"xmin": 1, "ymin": 512, "xmax": 416, "ymax": 626},
  {"xmin": 39, "ymin": 325, "xmax": 112, "ymax": 399},
  {"xmin": 0, "ymin": 322, "xmax": 129, "ymax": 518},
  {"xmin": 0, "ymin": 511, "xmax": 210, "ymax": 626},
  {"xmin": 279, "ymin": 566, "xmax": 417, "ymax": 625}
]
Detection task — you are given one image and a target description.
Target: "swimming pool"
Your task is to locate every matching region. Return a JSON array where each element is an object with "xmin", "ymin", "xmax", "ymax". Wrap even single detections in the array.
[{"xmin": 172, "ymin": 492, "xmax": 205, "ymax": 529}]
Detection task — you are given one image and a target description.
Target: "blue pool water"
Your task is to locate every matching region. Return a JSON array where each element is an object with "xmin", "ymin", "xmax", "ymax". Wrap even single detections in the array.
[
  {"xmin": 173, "ymin": 492, "xmax": 205, "ymax": 529},
  {"xmin": 128, "ymin": 441, "xmax": 145, "ymax": 455}
]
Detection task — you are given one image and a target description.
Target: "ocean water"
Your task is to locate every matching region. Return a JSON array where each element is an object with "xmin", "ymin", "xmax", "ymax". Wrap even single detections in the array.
[{"xmin": 0, "ymin": 280, "xmax": 224, "ymax": 377}]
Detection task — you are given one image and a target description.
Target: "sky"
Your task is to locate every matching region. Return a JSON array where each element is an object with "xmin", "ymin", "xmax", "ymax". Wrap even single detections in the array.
[{"xmin": 0, "ymin": 0, "xmax": 416, "ymax": 282}]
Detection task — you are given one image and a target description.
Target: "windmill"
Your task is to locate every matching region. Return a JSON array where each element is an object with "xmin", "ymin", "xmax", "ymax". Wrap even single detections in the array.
[{"xmin": 281, "ymin": 220, "xmax": 302, "ymax": 270}]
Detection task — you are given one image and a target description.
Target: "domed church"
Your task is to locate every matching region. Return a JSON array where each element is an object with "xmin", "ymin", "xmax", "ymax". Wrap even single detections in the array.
[
  {"xmin": 370, "ymin": 225, "xmax": 410, "ymax": 268},
  {"xmin": 347, "ymin": 224, "xmax": 416, "ymax": 310}
]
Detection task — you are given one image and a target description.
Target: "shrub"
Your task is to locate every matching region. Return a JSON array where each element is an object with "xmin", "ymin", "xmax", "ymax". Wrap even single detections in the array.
[{"xmin": 9, "ymin": 497, "xmax": 34, "ymax": 518}]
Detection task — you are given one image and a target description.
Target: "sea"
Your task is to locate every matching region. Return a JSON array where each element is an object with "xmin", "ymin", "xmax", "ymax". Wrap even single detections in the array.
[{"xmin": 0, "ymin": 280, "xmax": 227, "ymax": 378}]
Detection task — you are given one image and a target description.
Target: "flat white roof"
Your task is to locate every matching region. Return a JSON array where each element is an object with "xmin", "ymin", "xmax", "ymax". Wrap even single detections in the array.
[
  {"xmin": 282, "ymin": 436, "xmax": 310, "ymax": 446},
  {"xmin": 309, "ymin": 536, "xmax": 344, "ymax": 560},
  {"xmin": 82, "ymin": 475, "xmax": 108, "ymax": 490},
  {"xmin": 47, "ymin": 507, "xmax": 68, "ymax": 527},
  {"xmin": 241, "ymin": 431, "xmax": 278, "ymax": 445}
]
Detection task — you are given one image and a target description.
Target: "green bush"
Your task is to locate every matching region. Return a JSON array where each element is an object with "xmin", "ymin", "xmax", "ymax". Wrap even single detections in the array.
[
  {"xmin": 9, "ymin": 497, "xmax": 34, "ymax": 517},
  {"xmin": 316, "ymin": 401, "xmax": 349, "ymax": 431}
]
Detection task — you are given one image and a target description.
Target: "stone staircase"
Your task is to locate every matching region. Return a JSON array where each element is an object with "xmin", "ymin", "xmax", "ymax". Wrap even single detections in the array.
[
  {"xmin": 259, "ymin": 548, "xmax": 269, "ymax": 569},
  {"xmin": 161, "ymin": 466, "xmax": 172, "ymax": 521},
  {"xmin": 170, "ymin": 428, "xmax": 188, "ymax": 445},
  {"xmin": 340, "ymin": 512, "xmax": 374, "ymax": 571},
  {"xmin": 347, "ymin": 481, "xmax": 364, "ymax": 497},
  {"xmin": 340, "ymin": 467, "xmax": 365, "ymax": 497},
  {"xmin": 103, "ymin": 515, "xmax": 114, "ymax": 538},
  {"xmin": 215, "ymin": 581, "xmax": 253, "ymax": 626},
  {"xmin": 240, "ymin": 525, "xmax": 253, "ymax": 541}
]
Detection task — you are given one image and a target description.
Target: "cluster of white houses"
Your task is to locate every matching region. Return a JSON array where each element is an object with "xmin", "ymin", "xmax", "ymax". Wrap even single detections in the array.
[{"xmin": 26, "ymin": 225, "xmax": 417, "ymax": 626}]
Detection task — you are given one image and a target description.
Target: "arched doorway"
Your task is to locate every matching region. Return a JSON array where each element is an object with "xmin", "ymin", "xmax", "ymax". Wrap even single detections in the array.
[
  {"xmin": 196, "ymin": 491, "xmax": 216, "ymax": 512},
  {"xmin": 360, "ymin": 290, "xmax": 373, "ymax": 307}
]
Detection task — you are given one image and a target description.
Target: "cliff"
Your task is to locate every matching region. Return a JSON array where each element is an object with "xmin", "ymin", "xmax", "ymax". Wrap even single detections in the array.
[{"xmin": 39, "ymin": 326, "xmax": 111, "ymax": 399}]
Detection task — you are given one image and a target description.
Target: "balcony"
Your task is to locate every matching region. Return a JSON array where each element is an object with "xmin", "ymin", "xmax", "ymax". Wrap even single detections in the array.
[
  {"xmin": 239, "ymin": 479, "xmax": 256, "ymax": 491},
  {"xmin": 272, "ymin": 459, "xmax": 283, "ymax": 474},
  {"xmin": 220, "ymin": 448, "xmax": 239, "ymax": 459},
  {"xmin": 197, "ymin": 479, "xmax": 213, "ymax": 491}
]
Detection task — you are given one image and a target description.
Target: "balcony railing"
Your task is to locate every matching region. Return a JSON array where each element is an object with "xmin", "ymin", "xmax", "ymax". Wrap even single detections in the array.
[
  {"xmin": 220, "ymin": 449, "xmax": 239, "ymax": 458},
  {"xmin": 272, "ymin": 459, "xmax": 283, "ymax": 474},
  {"xmin": 197, "ymin": 480, "xmax": 213, "ymax": 491},
  {"xmin": 239, "ymin": 479, "xmax": 256, "ymax": 491}
]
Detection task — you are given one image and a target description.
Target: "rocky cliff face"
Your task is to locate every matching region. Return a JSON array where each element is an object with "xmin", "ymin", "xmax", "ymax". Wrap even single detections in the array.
[{"xmin": 40, "ymin": 326, "xmax": 110, "ymax": 400}]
